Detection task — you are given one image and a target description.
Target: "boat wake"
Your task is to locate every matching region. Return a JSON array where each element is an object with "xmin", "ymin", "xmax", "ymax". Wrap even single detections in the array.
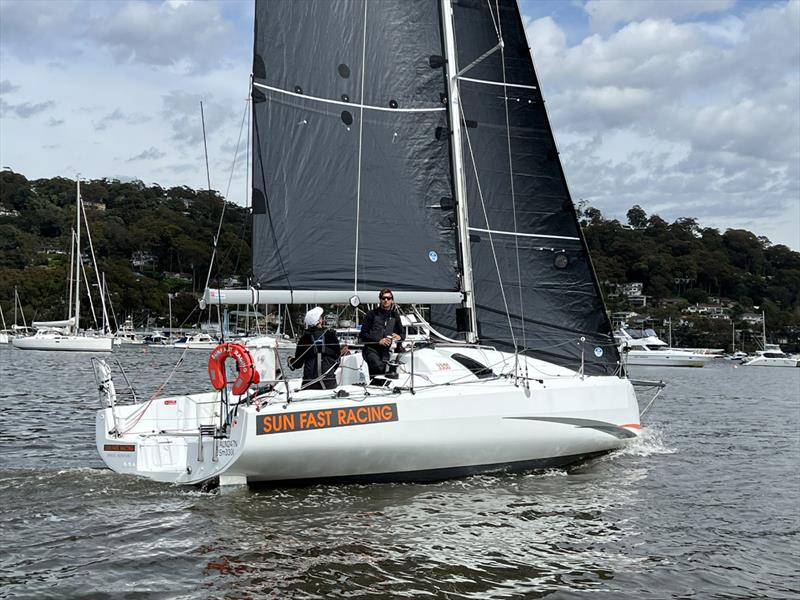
[{"xmin": 616, "ymin": 426, "xmax": 676, "ymax": 457}]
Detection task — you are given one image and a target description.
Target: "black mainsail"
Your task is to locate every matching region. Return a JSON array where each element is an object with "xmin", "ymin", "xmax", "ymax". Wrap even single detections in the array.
[
  {"xmin": 251, "ymin": 0, "xmax": 459, "ymax": 298},
  {"xmin": 244, "ymin": 0, "xmax": 619, "ymax": 374}
]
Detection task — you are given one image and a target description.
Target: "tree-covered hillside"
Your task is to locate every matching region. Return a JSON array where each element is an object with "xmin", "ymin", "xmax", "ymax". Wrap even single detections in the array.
[
  {"xmin": 0, "ymin": 170, "xmax": 250, "ymax": 330},
  {"xmin": 580, "ymin": 204, "xmax": 800, "ymax": 350},
  {"xmin": 1, "ymin": 171, "xmax": 798, "ymax": 350}
]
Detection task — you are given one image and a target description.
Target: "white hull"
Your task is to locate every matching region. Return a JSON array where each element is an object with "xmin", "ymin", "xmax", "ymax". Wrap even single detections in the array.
[
  {"xmin": 14, "ymin": 334, "xmax": 113, "ymax": 352},
  {"xmin": 0, "ymin": 333, "xmax": 8, "ymax": 344},
  {"xmin": 624, "ymin": 350, "xmax": 713, "ymax": 368},
  {"xmin": 95, "ymin": 343, "xmax": 640, "ymax": 486},
  {"xmin": 742, "ymin": 356, "xmax": 799, "ymax": 367}
]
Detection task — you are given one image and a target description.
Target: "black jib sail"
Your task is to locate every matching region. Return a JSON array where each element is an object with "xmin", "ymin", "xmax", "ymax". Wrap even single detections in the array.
[
  {"xmin": 251, "ymin": 0, "xmax": 459, "ymax": 297},
  {"xmin": 433, "ymin": 0, "xmax": 620, "ymax": 374}
]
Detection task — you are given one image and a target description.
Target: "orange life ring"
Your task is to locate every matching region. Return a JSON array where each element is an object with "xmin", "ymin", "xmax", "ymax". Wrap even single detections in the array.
[{"xmin": 208, "ymin": 343, "xmax": 261, "ymax": 395}]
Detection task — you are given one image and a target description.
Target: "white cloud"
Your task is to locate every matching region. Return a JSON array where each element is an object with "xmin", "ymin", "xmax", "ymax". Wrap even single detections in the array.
[
  {"xmin": 525, "ymin": 1, "xmax": 799, "ymax": 247},
  {"xmin": 584, "ymin": 0, "xmax": 736, "ymax": 33}
]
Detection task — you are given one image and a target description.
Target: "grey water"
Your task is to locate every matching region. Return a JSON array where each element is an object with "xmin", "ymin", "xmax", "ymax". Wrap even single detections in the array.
[{"xmin": 0, "ymin": 344, "xmax": 798, "ymax": 599}]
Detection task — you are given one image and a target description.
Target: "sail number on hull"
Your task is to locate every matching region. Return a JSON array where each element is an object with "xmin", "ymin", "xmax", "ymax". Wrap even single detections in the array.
[{"xmin": 257, "ymin": 404, "xmax": 398, "ymax": 435}]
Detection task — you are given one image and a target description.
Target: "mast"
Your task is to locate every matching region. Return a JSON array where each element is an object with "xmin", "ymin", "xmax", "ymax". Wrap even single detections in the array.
[
  {"xmin": 762, "ymin": 310, "xmax": 766, "ymax": 347},
  {"xmin": 67, "ymin": 229, "xmax": 75, "ymax": 323},
  {"xmin": 74, "ymin": 178, "xmax": 82, "ymax": 334},
  {"xmin": 441, "ymin": 0, "xmax": 477, "ymax": 343}
]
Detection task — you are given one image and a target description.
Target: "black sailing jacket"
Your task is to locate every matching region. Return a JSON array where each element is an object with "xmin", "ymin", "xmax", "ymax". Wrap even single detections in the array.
[
  {"xmin": 359, "ymin": 307, "xmax": 405, "ymax": 348},
  {"xmin": 290, "ymin": 327, "xmax": 341, "ymax": 389}
]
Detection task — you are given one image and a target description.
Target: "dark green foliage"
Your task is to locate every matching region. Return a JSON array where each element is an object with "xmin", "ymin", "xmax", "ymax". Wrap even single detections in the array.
[
  {"xmin": 579, "ymin": 205, "xmax": 800, "ymax": 350},
  {"xmin": 0, "ymin": 171, "xmax": 251, "ymax": 328}
]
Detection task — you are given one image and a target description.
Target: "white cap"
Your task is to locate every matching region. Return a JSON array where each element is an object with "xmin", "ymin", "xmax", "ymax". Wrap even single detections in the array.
[{"xmin": 304, "ymin": 306, "xmax": 324, "ymax": 327}]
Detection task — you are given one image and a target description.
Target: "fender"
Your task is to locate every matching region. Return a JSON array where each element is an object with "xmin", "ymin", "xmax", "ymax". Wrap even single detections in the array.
[{"xmin": 208, "ymin": 343, "xmax": 261, "ymax": 395}]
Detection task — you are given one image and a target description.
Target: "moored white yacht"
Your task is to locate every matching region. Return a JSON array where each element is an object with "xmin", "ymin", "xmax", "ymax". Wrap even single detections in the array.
[
  {"xmin": 14, "ymin": 327, "xmax": 113, "ymax": 352},
  {"xmin": 616, "ymin": 328, "xmax": 713, "ymax": 368},
  {"xmin": 741, "ymin": 344, "xmax": 798, "ymax": 367},
  {"xmin": 113, "ymin": 317, "xmax": 145, "ymax": 345},
  {"xmin": 171, "ymin": 332, "xmax": 219, "ymax": 350}
]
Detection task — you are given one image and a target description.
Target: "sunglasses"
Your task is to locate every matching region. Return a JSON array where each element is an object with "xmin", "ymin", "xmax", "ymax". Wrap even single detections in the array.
[{"xmin": 380, "ymin": 296, "xmax": 393, "ymax": 301}]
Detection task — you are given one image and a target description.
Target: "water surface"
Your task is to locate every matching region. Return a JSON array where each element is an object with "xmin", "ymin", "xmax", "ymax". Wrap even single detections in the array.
[{"xmin": 1, "ymin": 346, "xmax": 798, "ymax": 598}]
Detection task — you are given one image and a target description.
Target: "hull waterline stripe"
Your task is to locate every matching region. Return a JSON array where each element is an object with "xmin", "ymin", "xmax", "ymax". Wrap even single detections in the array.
[
  {"xmin": 469, "ymin": 227, "xmax": 580, "ymax": 241},
  {"xmin": 240, "ymin": 450, "xmax": 611, "ymax": 487},
  {"xmin": 253, "ymin": 81, "xmax": 446, "ymax": 113},
  {"xmin": 504, "ymin": 416, "xmax": 638, "ymax": 439},
  {"xmin": 458, "ymin": 76, "xmax": 538, "ymax": 91}
]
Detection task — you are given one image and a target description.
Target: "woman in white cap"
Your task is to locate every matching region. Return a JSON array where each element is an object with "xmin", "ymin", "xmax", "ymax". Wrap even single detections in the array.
[{"xmin": 287, "ymin": 307, "xmax": 347, "ymax": 390}]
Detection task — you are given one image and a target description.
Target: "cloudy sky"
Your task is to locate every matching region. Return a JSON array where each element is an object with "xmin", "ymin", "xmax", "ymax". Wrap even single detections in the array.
[{"xmin": 1, "ymin": 0, "xmax": 798, "ymax": 249}]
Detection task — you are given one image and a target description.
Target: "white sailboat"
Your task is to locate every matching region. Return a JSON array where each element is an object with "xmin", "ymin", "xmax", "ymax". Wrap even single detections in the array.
[
  {"xmin": 92, "ymin": 0, "xmax": 651, "ymax": 487},
  {"xmin": 13, "ymin": 179, "xmax": 112, "ymax": 353}
]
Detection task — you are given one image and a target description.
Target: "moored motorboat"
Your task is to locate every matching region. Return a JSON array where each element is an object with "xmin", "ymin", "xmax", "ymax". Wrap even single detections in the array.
[
  {"xmin": 741, "ymin": 344, "xmax": 799, "ymax": 367},
  {"xmin": 616, "ymin": 328, "xmax": 713, "ymax": 368}
]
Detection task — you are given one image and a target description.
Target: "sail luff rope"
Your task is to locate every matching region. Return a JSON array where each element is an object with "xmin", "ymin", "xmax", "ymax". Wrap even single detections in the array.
[
  {"xmin": 457, "ymin": 99, "xmax": 517, "ymax": 348},
  {"xmin": 353, "ymin": 0, "xmax": 369, "ymax": 295},
  {"xmin": 496, "ymin": 0, "xmax": 526, "ymax": 352}
]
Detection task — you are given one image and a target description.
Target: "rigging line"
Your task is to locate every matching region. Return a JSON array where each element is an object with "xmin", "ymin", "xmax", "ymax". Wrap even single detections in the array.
[
  {"xmin": 456, "ymin": 41, "xmax": 503, "ymax": 78},
  {"xmin": 215, "ymin": 99, "xmax": 252, "ymax": 276},
  {"xmin": 78, "ymin": 247, "xmax": 99, "ymax": 328},
  {"xmin": 485, "ymin": 0, "xmax": 501, "ymax": 38},
  {"xmin": 200, "ymin": 101, "xmax": 223, "ymax": 295},
  {"xmin": 353, "ymin": 0, "xmax": 369, "ymax": 295},
  {"xmin": 496, "ymin": 0, "xmax": 526, "ymax": 351},
  {"xmin": 79, "ymin": 198, "xmax": 108, "ymax": 330},
  {"xmin": 458, "ymin": 98, "xmax": 517, "ymax": 349},
  {"xmin": 252, "ymin": 81, "xmax": 444, "ymax": 113}
]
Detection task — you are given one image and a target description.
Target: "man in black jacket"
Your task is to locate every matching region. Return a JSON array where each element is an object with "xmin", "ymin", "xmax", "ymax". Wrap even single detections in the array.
[{"xmin": 359, "ymin": 288, "xmax": 405, "ymax": 379}]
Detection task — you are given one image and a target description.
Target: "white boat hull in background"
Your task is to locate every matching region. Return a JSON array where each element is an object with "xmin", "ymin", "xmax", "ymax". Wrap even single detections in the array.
[
  {"xmin": 624, "ymin": 350, "xmax": 713, "ymax": 368},
  {"xmin": 742, "ymin": 356, "xmax": 799, "ymax": 367},
  {"xmin": 14, "ymin": 334, "xmax": 113, "ymax": 352}
]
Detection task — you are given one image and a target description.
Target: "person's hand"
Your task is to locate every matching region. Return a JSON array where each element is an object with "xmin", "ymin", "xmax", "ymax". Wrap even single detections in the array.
[
  {"xmin": 391, "ymin": 333, "xmax": 401, "ymax": 341},
  {"xmin": 341, "ymin": 345, "xmax": 350, "ymax": 355},
  {"xmin": 380, "ymin": 336, "xmax": 392, "ymax": 346}
]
